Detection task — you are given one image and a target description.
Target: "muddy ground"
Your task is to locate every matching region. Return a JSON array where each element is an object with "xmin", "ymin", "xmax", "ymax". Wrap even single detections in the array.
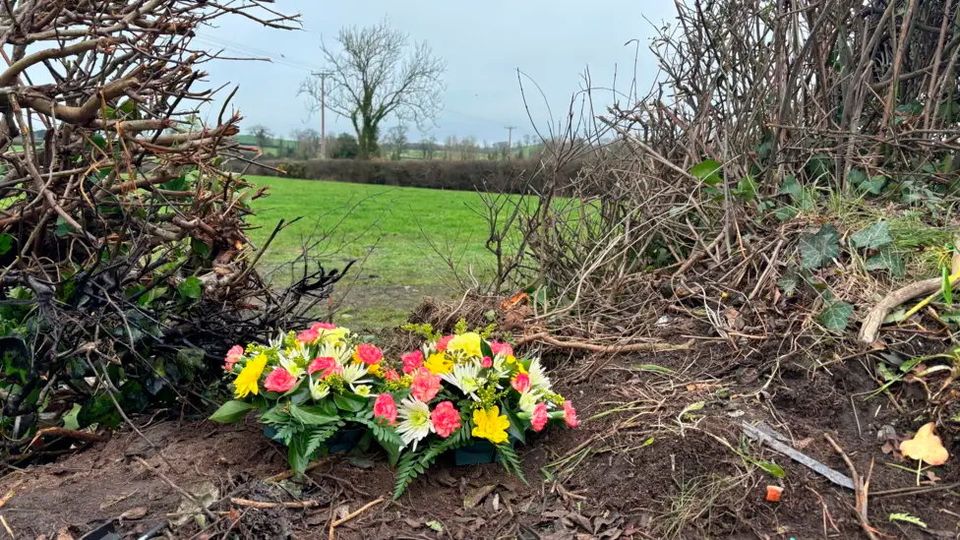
[{"xmin": 2, "ymin": 321, "xmax": 959, "ymax": 539}]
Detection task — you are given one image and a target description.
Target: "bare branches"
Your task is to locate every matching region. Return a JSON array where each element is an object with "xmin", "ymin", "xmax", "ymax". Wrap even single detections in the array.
[{"xmin": 0, "ymin": 1, "xmax": 349, "ymax": 459}]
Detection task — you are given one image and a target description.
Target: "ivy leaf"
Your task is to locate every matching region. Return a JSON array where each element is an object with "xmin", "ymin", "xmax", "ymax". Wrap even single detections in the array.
[
  {"xmin": 819, "ymin": 300, "xmax": 853, "ymax": 332},
  {"xmin": 799, "ymin": 225, "xmax": 841, "ymax": 269},
  {"xmin": 851, "ymin": 222, "xmax": 892, "ymax": 250},
  {"xmin": 859, "ymin": 176, "xmax": 887, "ymax": 195},
  {"xmin": 734, "ymin": 175, "xmax": 758, "ymax": 201},
  {"xmin": 209, "ymin": 400, "xmax": 255, "ymax": 424},
  {"xmin": 865, "ymin": 247, "xmax": 906, "ymax": 277},
  {"xmin": 777, "ymin": 271, "xmax": 800, "ymax": 297},
  {"xmin": 690, "ymin": 159, "xmax": 723, "ymax": 186},
  {"xmin": 177, "ymin": 276, "xmax": 203, "ymax": 300}
]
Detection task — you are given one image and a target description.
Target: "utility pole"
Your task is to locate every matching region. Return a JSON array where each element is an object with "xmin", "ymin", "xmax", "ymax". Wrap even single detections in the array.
[
  {"xmin": 505, "ymin": 126, "xmax": 516, "ymax": 160},
  {"xmin": 313, "ymin": 71, "xmax": 331, "ymax": 159}
]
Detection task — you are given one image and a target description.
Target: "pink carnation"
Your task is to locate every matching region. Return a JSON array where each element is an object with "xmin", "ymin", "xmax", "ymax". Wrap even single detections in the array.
[
  {"xmin": 435, "ymin": 335, "xmax": 454, "ymax": 351},
  {"xmin": 373, "ymin": 393, "xmax": 398, "ymax": 425},
  {"xmin": 223, "ymin": 345, "xmax": 244, "ymax": 371},
  {"xmin": 411, "ymin": 369, "xmax": 441, "ymax": 402},
  {"xmin": 296, "ymin": 328, "xmax": 318, "ymax": 344},
  {"xmin": 511, "ymin": 373, "xmax": 531, "ymax": 394},
  {"xmin": 354, "ymin": 343, "xmax": 383, "ymax": 365},
  {"xmin": 308, "ymin": 356, "xmax": 341, "ymax": 378},
  {"xmin": 311, "ymin": 322, "xmax": 337, "ymax": 331},
  {"xmin": 401, "ymin": 350, "xmax": 424, "ymax": 374},
  {"xmin": 481, "ymin": 356, "xmax": 493, "ymax": 368},
  {"xmin": 531, "ymin": 402, "xmax": 549, "ymax": 432},
  {"xmin": 490, "ymin": 341, "xmax": 514, "ymax": 357},
  {"xmin": 263, "ymin": 367, "xmax": 297, "ymax": 393},
  {"xmin": 563, "ymin": 400, "xmax": 579, "ymax": 428},
  {"xmin": 430, "ymin": 401, "xmax": 462, "ymax": 438},
  {"xmin": 385, "ymin": 369, "xmax": 401, "ymax": 382}
]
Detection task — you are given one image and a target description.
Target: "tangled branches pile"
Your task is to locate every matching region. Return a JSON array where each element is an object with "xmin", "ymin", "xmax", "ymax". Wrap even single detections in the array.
[
  {"xmin": 488, "ymin": 0, "xmax": 960, "ymax": 352},
  {"xmin": 0, "ymin": 1, "xmax": 345, "ymax": 454}
]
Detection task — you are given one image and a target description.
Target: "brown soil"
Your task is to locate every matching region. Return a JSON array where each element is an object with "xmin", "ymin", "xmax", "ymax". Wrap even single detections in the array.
[{"xmin": 2, "ymin": 331, "xmax": 959, "ymax": 539}]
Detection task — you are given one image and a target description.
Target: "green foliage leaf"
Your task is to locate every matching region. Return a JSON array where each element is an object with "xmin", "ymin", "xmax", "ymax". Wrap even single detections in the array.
[
  {"xmin": 209, "ymin": 400, "xmax": 255, "ymax": 424},
  {"xmin": 943, "ymin": 266, "xmax": 954, "ymax": 307},
  {"xmin": 819, "ymin": 300, "xmax": 853, "ymax": 332},
  {"xmin": 289, "ymin": 403, "xmax": 339, "ymax": 425},
  {"xmin": 690, "ymin": 159, "xmax": 723, "ymax": 186},
  {"xmin": 754, "ymin": 459, "xmax": 786, "ymax": 478},
  {"xmin": 888, "ymin": 512, "xmax": 926, "ymax": 528},
  {"xmin": 333, "ymin": 392, "xmax": 367, "ymax": 412},
  {"xmin": 496, "ymin": 443, "xmax": 526, "ymax": 482},
  {"xmin": 799, "ymin": 225, "xmax": 841, "ymax": 269},
  {"xmin": 851, "ymin": 222, "xmax": 892, "ymax": 250},
  {"xmin": 0, "ymin": 233, "xmax": 13, "ymax": 256},
  {"xmin": 733, "ymin": 175, "xmax": 758, "ymax": 201},
  {"xmin": 177, "ymin": 276, "xmax": 203, "ymax": 300}
]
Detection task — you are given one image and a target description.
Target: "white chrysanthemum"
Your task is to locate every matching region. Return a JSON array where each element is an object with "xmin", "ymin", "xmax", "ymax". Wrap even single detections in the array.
[
  {"xmin": 490, "ymin": 356, "xmax": 511, "ymax": 384},
  {"xmin": 518, "ymin": 390, "xmax": 540, "ymax": 415},
  {"xmin": 340, "ymin": 362, "xmax": 369, "ymax": 386},
  {"xmin": 278, "ymin": 350, "xmax": 305, "ymax": 378},
  {"xmin": 528, "ymin": 358, "xmax": 552, "ymax": 391},
  {"xmin": 397, "ymin": 397, "xmax": 433, "ymax": 450},
  {"xmin": 352, "ymin": 384, "xmax": 372, "ymax": 397},
  {"xmin": 442, "ymin": 362, "xmax": 483, "ymax": 400},
  {"xmin": 317, "ymin": 342, "xmax": 352, "ymax": 364},
  {"xmin": 309, "ymin": 377, "xmax": 330, "ymax": 400}
]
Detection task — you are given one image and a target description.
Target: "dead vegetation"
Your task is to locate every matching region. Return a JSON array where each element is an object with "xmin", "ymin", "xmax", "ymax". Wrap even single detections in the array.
[{"xmin": 0, "ymin": 2, "xmax": 348, "ymax": 459}]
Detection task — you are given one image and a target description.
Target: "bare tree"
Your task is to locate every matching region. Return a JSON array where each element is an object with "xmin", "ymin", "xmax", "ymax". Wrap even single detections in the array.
[
  {"xmin": 293, "ymin": 128, "xmax": 321, "ymax": 159},
  {"xmin": 302, "ymin": 21, "xmax": 445, "ymax": 159},
  {"xmin": 383, "ymin": 124, "xmax": 408, "ymax": 161},
  {"xmin": 249, "ymin": 124, "xmax": 273, "ymax": 151}
]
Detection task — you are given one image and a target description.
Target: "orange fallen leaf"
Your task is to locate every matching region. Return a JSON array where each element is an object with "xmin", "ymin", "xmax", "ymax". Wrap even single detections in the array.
[
  {"xmin": 765, "ymin": 485, "xmax": 783, "ymax": 502},
  {"xmin": 900, "ymin": 422, "xmax": 949, "ymax": 466}
]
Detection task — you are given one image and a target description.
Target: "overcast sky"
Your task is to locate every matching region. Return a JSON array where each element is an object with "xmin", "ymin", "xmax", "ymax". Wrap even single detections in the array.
[{"xmin": 196, "ymin": 1, "xmax": 677, "ymax": 143}]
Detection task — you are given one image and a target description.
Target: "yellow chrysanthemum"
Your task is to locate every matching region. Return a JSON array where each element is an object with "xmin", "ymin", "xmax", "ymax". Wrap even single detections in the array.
[
  {"xmin": 447, "ymin": 332, "xmax": 482, "ymax": 358},
  {"xmin": 505, "ymin": 355, "xmax": 526, "ymax": 374},
  {"xmin": 472, "ymin": 406, "xmax": 510, "ymax": 444},
  {"xmin": 320, "ymin": 327, "xmax": 349, "ymax": 347},
  {"xmin": 366, "ymin": 363, "xmax": 383, "ymax": 377},
  {"xmin": 424, "ymin": 352, "xmax": 453, "ymax": 375},
  {"xmin": 234, "ymin": 353, "xmax": 267, "ymax": 399}
]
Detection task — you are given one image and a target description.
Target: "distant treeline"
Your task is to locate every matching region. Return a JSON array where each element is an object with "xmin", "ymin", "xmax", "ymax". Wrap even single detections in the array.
[{"xmin": 229, "ymin": 158, "xmax": 580, "ymax": 193}]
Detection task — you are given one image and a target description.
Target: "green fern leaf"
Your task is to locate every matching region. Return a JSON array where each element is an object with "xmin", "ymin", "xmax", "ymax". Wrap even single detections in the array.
[{"xmin": 496, "ymin": 443, "xmax": 527, "ymax": 483}]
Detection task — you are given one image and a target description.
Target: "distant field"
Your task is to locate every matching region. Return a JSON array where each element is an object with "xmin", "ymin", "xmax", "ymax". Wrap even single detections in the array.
[{"xmin": 244, "ymin": 176, "xmax": 504, "ymax": 328}]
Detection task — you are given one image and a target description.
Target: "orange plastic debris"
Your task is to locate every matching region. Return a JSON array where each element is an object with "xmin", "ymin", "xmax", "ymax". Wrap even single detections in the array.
[{"xmin": 765, "ymin": 485, "xmax": 783, "ymax": 503}]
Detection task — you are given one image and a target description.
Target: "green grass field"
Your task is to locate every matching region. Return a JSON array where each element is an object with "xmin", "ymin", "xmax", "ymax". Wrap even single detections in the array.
[{"xmin": 244, "ymin": 176, "xmax": 501, "ymax": 328}]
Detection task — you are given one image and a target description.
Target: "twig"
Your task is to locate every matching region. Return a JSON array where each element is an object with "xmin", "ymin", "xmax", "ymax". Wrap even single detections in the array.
[
  {"xmin": 0, "ymin": 515, "xmax": 12, "ymax": 538},
  {"xmin": 264, "ymin": 458, "xmax": 328, "ymax": 482},
  {"xmin": 824, "ymin": 434, "xmax": 881, "ymax": 540},
  {"xmin": 229, "ymin": 497, "xmax": 322, "ymax": 509},
  {"xmin": 515, "ymin": 332, "xmax": 693, "ymax": 353},
  {"xmin": 328, "ymin": 497, "xmax": 385, "ymax": 540},
  {"xmin": 859, "ymin": 276, "xmax": 952, "ymax": 344},
  {"xmin": 28, "ymin": 427, "xmax": 109, "ymax": 447}
]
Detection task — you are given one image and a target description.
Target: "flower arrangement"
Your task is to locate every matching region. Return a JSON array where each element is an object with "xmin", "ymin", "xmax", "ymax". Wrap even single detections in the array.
[{"xmin": 210, "ymin": 321, "xmax": 578, "ymax": 498}]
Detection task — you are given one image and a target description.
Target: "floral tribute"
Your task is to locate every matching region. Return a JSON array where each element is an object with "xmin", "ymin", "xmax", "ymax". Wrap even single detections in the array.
[{"xmin": 209, "ymin": 321, "xmax": 577, "ymax": 497}]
